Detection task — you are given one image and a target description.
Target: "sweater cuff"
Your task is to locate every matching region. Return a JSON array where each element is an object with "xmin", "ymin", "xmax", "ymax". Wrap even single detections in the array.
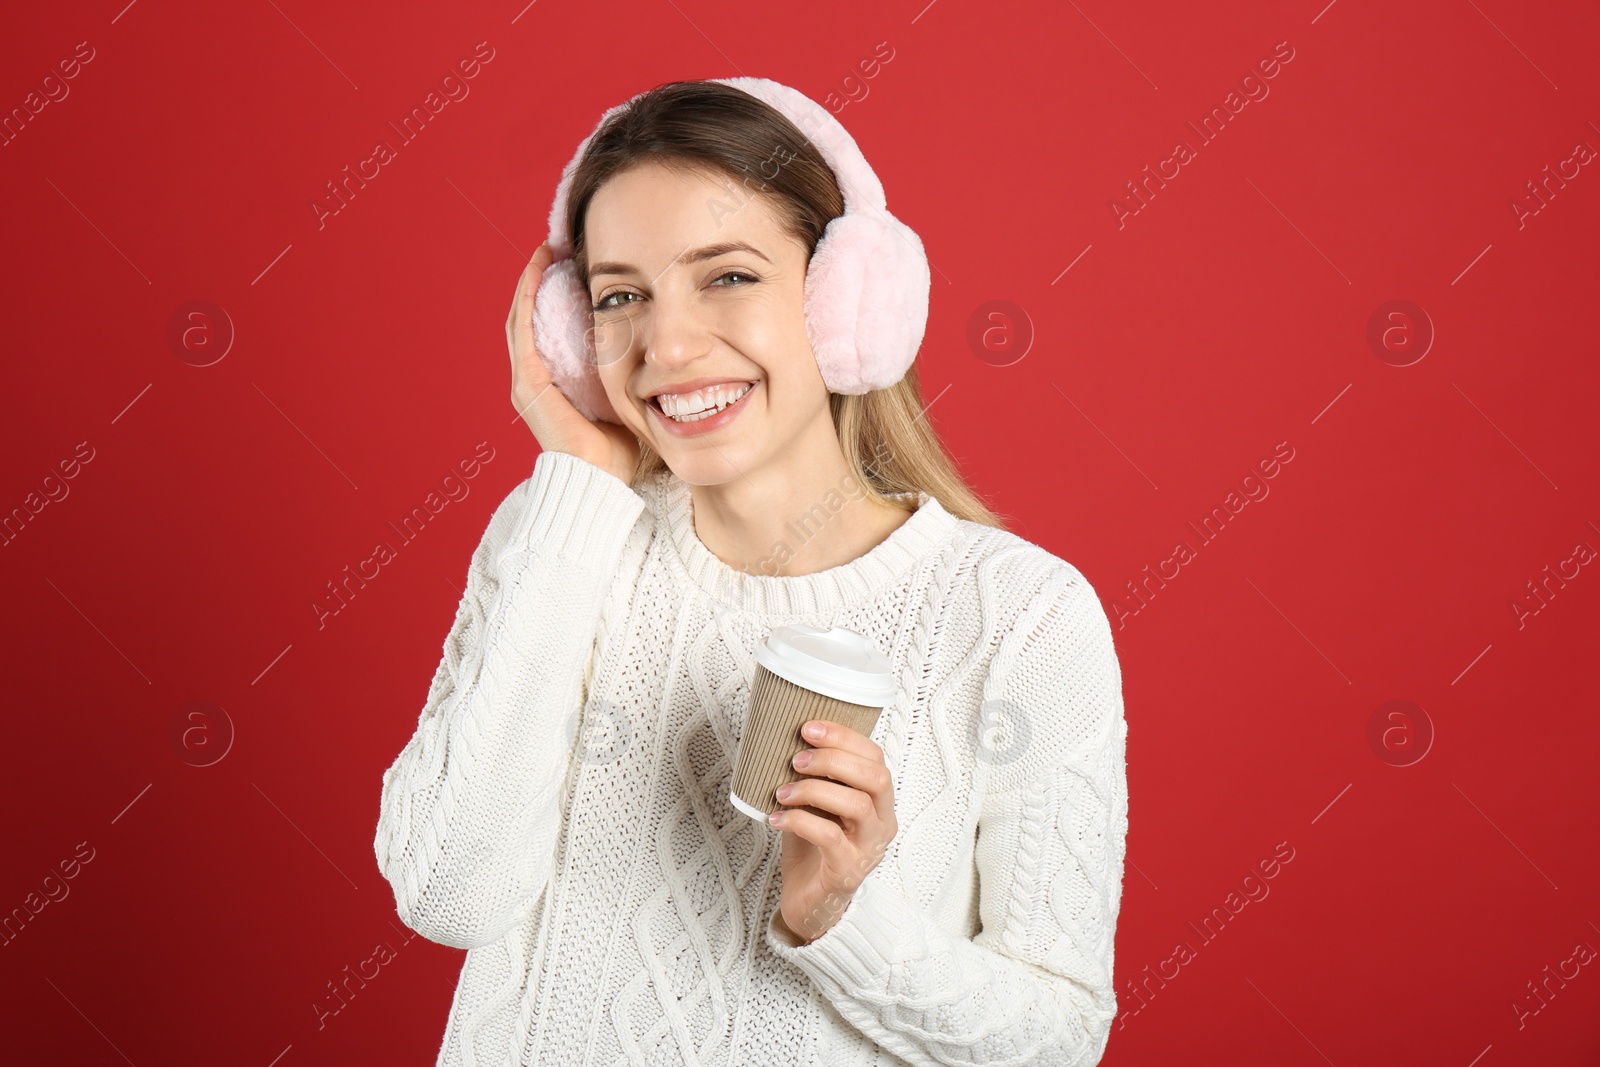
[
  {"xmin": 764, "ymin": 874, "xmax": 930, "ymax": 989},
  {"xmin": 508, "ymin": 449, "xmax": 646, "ymax": 570}
]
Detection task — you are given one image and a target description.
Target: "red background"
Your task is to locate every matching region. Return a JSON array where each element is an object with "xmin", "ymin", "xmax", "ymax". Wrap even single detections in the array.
[{"xmin": 2, "ymin": 1, "xmax": 1597, "ymax": 1064}]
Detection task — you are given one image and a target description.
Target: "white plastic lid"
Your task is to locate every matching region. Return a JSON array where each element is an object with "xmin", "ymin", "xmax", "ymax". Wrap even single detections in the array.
[{"xmin": 754, "ymin": 623, "xmax": 897, "ymax": 708}]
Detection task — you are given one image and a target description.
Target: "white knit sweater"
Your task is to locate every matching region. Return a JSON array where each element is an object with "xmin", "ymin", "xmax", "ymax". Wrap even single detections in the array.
[{"xmin": 374, "ymin": 449, "xmax": 1129, "ymax": 1067}]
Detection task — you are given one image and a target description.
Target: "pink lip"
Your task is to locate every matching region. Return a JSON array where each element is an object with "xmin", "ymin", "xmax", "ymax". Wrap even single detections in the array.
[
  {"xmin": 647, "ymin": 380, "xmax": 759, "ymax": 438},
  {"xmin": 645, "ymin": 376, "xmax": 757, "ymax": 399}
]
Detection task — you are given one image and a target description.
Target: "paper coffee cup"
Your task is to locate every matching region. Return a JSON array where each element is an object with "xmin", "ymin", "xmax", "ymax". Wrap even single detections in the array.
[{"xmin": 729, "ymin": 624, "xmax": 897, "ymax": 825}]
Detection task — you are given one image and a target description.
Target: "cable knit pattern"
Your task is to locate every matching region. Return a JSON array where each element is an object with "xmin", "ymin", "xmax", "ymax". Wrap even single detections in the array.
[{"xmin": 374, "ymin": 449, "xmax": 1129, "ymax": 1066}]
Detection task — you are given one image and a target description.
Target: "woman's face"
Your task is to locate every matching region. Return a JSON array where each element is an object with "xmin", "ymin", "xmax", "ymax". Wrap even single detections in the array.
[{"xmin": 583, "ymin": 161, "xmax": 831, "ymax": 487}]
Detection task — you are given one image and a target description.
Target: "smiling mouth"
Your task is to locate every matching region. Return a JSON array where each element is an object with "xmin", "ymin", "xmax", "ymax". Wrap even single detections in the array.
[{"xmin": 649, "ymin": 381, "xmax": 756, "ymax": 423}]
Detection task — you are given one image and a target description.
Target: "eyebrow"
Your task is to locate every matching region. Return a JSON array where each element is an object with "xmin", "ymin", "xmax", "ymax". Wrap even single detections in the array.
[{"xmin": 589, "ymin": 241, "xmax": 772, "ymax": 280}]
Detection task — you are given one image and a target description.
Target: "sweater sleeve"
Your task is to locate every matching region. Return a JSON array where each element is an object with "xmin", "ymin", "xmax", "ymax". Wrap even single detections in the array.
[
  {"xmin": 373, "ymin": 449, "xmax": 647, "ymax": 951},
  {"xmin": 763, "ymin": 568, "xmax": 1130, "ymax": 1066}
]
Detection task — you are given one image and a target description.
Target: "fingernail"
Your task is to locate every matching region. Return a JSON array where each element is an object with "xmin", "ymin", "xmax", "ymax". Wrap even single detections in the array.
[
  {"xmin": 793, "ymin": 751, "xmax": 812, "ymax": 769},
  {"xmin": 803, "ymin": 722, "xmax": 825, "ymax": 740},
  {"xmin": 776, "ymin": 784, "xmax": 793, "ymax": 801}
]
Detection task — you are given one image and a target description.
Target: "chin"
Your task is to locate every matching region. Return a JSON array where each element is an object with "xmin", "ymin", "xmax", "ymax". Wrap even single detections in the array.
[{"xmin": 659, "ymin": 446, "xmax": 761, "ymax": 488}]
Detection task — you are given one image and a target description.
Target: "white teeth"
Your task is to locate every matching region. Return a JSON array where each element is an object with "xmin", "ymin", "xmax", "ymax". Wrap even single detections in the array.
[{"xmin": 657, "ymin": 382, "xmax": 753, "ymax": 421}]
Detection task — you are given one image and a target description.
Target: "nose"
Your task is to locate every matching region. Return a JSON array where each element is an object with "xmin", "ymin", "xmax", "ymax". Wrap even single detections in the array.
[{"xmin": 643, "ymin": 286, "xmax": 711, "ymax": 374}]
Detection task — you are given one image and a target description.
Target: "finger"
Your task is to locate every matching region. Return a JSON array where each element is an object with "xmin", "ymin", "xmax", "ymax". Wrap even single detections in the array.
[
  {"xmin": 793, "ymin": 746, "xmax": 894, "ymax": 823},
  {"xmin": 802, "ymin": 720, "xmax": 883, "ymax": 763},
  {"xmin": 509, "ymin": 250, "xmax": 561, "ymax": 417},
  {"xmin": 774, "ymin": 777, "xmax": 876, "ymax": 829},
  {"xmin": 506, "ymin": 247, "xmax": 535, "ymax": 333},
  {"xmin": 511, "ymin": 247, "xmax": 543, "ymax": 335},
  {"xmin": 507, "ymin": 242, "xmax": 554, "ymax": 353},
  {"xmin": 770, "ymin": 803, "xmax": 850, "ymax": 861}
]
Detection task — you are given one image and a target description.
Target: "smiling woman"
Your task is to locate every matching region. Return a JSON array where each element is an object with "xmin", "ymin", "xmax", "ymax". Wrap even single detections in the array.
[
  {"xmin": 376, "ymin": 77, "xmax": 1130, "ymax": 1067},
  {"xmin": 538, "ymin": 79, "xmax": 1005, "ymax": 533}
]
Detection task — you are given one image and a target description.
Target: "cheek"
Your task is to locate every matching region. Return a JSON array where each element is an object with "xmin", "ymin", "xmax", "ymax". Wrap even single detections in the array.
[
  {"xmin": 728, "ymin": 300, "xmax": 822, "ymax": 391},
  {"xmin": 764, "ymin": 331, "xmax": 829, "ymax": 406},
  {"xmin": 592, "ymin": 312, "xmax": 640, "ymax": 369},
  {"xmin": 596, "ymin": 361, "xmax": 645, "ymax": 428},
  {"xmin": 596, "ymin": 359, "xmax": 624, "ymax": 399}
]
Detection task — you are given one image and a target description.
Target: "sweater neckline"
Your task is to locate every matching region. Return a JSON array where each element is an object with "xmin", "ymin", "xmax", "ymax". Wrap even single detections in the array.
[{"xmin": 651, "ymin": 470, "xmax": 960, "ymax": 616}]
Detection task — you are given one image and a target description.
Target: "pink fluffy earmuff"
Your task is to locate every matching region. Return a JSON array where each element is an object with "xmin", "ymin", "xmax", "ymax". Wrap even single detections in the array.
[{"xmin": 530, "ymin": 77, "xmax": 932, "ymax": 425}]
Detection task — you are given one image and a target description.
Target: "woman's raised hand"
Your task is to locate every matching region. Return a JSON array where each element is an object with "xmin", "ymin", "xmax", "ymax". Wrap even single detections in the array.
[{"xmin": 506, "ymin": 242, "xmax": 642, "ymax": 486}]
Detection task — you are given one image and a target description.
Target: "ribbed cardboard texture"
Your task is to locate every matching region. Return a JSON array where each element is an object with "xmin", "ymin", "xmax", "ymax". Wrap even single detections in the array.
[{"xmin": 731, "ymin": 663, "xmax": 885, "ymax": 823}]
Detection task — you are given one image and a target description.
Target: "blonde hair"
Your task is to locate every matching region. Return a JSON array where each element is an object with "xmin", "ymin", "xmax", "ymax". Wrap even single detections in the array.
[{"xmin": 565, "ymin": 80, "xmax": 1010, "ymax": 530}]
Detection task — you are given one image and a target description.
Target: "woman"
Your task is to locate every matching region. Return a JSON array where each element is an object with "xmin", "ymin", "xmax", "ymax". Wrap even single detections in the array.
[{"xmin": 375, "ymin": 78, "xmax": 1129, "ymax": 1067}]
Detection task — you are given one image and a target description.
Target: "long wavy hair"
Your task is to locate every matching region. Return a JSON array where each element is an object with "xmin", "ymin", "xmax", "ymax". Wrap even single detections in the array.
[{"xmin": 562, "ymin": 80, "xmax": 1008, "ymax": 529}]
